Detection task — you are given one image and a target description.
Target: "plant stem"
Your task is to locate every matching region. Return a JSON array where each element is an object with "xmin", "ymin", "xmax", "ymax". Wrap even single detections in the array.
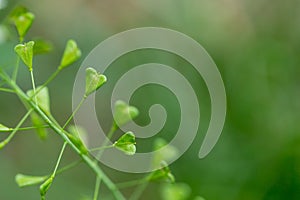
[
  {"xmin": 40, "ymin": 142, "xmax": 67, "ymax": 200},
  {"xmin": 116, "ymin": 179, "xmax": 147, "ymax": 189},
  {"xmin": 129, "ymin": 181, "xmax": 149, "ymax": 200},
  {"xmin": 0, "ymin": 88, "xmax": 15, "ymax": 93},
  {"xmin": 30, "ymin": 70, "xmax": 37, "ymax": 104},
  {"xmin": 12, "ymin": 56, "xmax": 20, "ymax": 82},
  {"xmin": 52, "ymin": 142, "xmax": 67, "ymax": 176},
  {"xmin": 95, "ymin": 124, "xmax": 118, "ymax": 159},
  {"xmin": 62, "ymin": 96, "xmax": 86, "ymax": 129},
  {"xmin": 33, "ymin": 69, "xmax": 60, "ymax": 99},
  {"xmin": 0, "ymin": 71, "xmax": 125, "ymax": 200},
  {"xmin": 93, "ymin": 176, "xmax": 101, "ymax": 200},
  {"xmin": 0, "ymin": 125, "xmax": 50, "ymax": 132},
  {"xmin": 0, "ymin": 109, "xmax": 33, "ymax": 149},
  {"xmin": 89, "ymin": 145, "xmax": 114, "ymax": 152},
  {"xmin": 56, "ymin": 159, "xmax": 82, "ymax": 175}
]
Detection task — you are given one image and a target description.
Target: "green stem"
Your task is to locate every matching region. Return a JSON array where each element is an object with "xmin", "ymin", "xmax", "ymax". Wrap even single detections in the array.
[
  {"xmin": 129, "ymin": 181, "xmax": 149, "ymax": 200},
  {"xmin": 0, "ymin": 109, "xmax": 33, "ymax": 149},
  {"xmin": 40, "ymin": 142, "xmax": 67, "ymax": 200},
  {"xmin": 33, "ymin": 69, "xmax": 60, "ymax": 99},
  {"xmin": 89, "ymin": 145, "xmax": 114, "ymax": 152},
  {"xmin": 0, "ymin": 125, "xmax": 50, "ymax": 132},
  {"xmin": 62, "ymin": 96, "xmax": 86, "ymax": 129},
  {"xmin": 0, "ymin": 71, "xmax": 125, "ymax": 200},
  {"xmin": 52, "ymin": 142, "xmax": 67, "ymax": 176},
  {"xmin": 56, "ymin": 159, "xmax": 82, "ymax": 175},
  {"xmin": 93, "ymin": 176, "xmax": 101, "ymax": 200},
  {"xmin": 116, "ymin": 179, "xmax": 147, "ymax": 189},
  {"xmin": 12, "ymin": 55, "xmax": 20, "ymax": 82},
  {"xmin": 0, "ymin": 88, "xmax": 15, "ymax": 93},
  {"xmin": 38, "ymin": 159, "xmax": 82, "ymax": 181},
  {"xmin": 30, "ymin": 70, "xmax": 37, "ymax": 104},
  {"xmin": 95, "ymin": 124, "xmax": 118, "ymax": 159}
]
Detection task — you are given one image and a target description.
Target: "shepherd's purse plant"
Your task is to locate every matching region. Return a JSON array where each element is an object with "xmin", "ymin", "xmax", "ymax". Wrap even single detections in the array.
[{"xmin": 0, "ymin": 5, "xmax": 180, "ymax": 200}]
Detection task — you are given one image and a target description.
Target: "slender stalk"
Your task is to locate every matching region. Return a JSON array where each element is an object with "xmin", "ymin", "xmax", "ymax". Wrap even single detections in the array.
[
  {"xmin": 30, "ymin": 70, "xmax": 37, "ymax": 104},
  {"xmin": 33, "ymin": 69, "xmax": 60, "ymax": 99},
  {"xmin": 56, "ymin": 159, "xmax": 82, "ymax": 175},
  {"xmin": 116, "ymin": 179, "xmax": 146, "ymax": 189},
  {"xmin": 0, "ymin": 71, "xmax": 125, "ymax": 200},
  {"xmin": 129, "ymin": 181, "xmax": 149, "ymax": 200},
  {"xmin": 40, "ymin": 142, "xmax": 67, "ymax": 200},
  {"xmin": 93, "ymin": 176, "xmax": 101, "ymax": 200},
  {"xmin": 12, "ymin": 55, "xmax": 20, "ymax": 82},
  {"xmin": 0, "ymin": 125, "xmax": 50, "ymax": 132},
  {"xmin": 95, "ymin": 124, "xmax": 118, "ymax": 159},
  {"xmin": 89, "ymin": 145, "xmax": 114, "ymax": 152},
  {"xmin": 0, "ymin": 109, "xmax": 33, "ymax": 149},
  {"xmin": 52, "ymin": 142, "xmax": 67, "ymax": 176},
  {"xmin": 0, "ymin": 88, "xmax": 15, "ymax": 93},
  {"xmin": 36, "ymin": 160, "xmax": 82, "ymax": 182},
  {"xmin": 62, "ymin": 96, "xmax": 86, "ymax": 129}
]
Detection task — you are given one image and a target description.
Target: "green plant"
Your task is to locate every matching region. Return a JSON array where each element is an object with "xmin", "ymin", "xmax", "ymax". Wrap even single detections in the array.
[{"xmin": 0, "ymin": 5, "xmax": 204, "ymax": 200}]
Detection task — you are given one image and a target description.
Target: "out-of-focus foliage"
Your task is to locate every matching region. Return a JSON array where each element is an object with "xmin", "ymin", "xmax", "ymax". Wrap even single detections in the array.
[{"xmin": 0, "ymin": 0, "xmax": 299, "ymax": 199}]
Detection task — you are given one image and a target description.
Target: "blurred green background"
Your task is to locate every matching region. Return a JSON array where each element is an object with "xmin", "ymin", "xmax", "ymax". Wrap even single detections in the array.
[{"xmin": 1, "ymin": 0, "xmax": 300, "ymax": 199}]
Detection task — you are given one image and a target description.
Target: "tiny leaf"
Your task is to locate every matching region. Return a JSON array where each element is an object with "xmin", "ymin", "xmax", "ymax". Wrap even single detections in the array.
[
  {"xmin": 14, "ymin": 12, "xmax": 35, "ymax": 39},
  {"xmin": 113, "ymin": 131, "xmax": 136, "ymax": 155},
  {"xmin": 14, "ymin": 41, "xmax": 34, "ymax": 71},
  {"xmin": 9, "ymin": 6, "xmax": 28, "ymax": 21},
  {"xmin": 147, "ymin": 161, "xmax": 175, "ymax": 183},
  {"xmin": 40, "ymin": 176, "xmax": 53, "ymax": 197},
  {"xmin": 85, "ymin": 67, "xmax": 107, "ymax": 96},
  {"xmin": 15, "ymin": 174, "xmax": 47, "ymax": 188},
  {"xmin": 0, "ymin": 124, "xmax": 10, "ymax": 131},
  {"xmin": 33, "ymin": 39, "xmax": 53, "ymax": 55},
  {"xmin": 58, "ymin": 40, "xmax": 81, "ymax": 70},
  {"xmin": 161, "ymin": 183, "xmax": 191, "ymax": 200},
  {"xmin": 113, "ymin": 100, "xmax": 139, "ymax": 127}
]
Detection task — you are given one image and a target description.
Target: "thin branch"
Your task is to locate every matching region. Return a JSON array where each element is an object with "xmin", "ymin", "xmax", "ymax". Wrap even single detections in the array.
[{"xmin": 93, "ymin": 176, "xmax": 101, "ymax": 200}]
